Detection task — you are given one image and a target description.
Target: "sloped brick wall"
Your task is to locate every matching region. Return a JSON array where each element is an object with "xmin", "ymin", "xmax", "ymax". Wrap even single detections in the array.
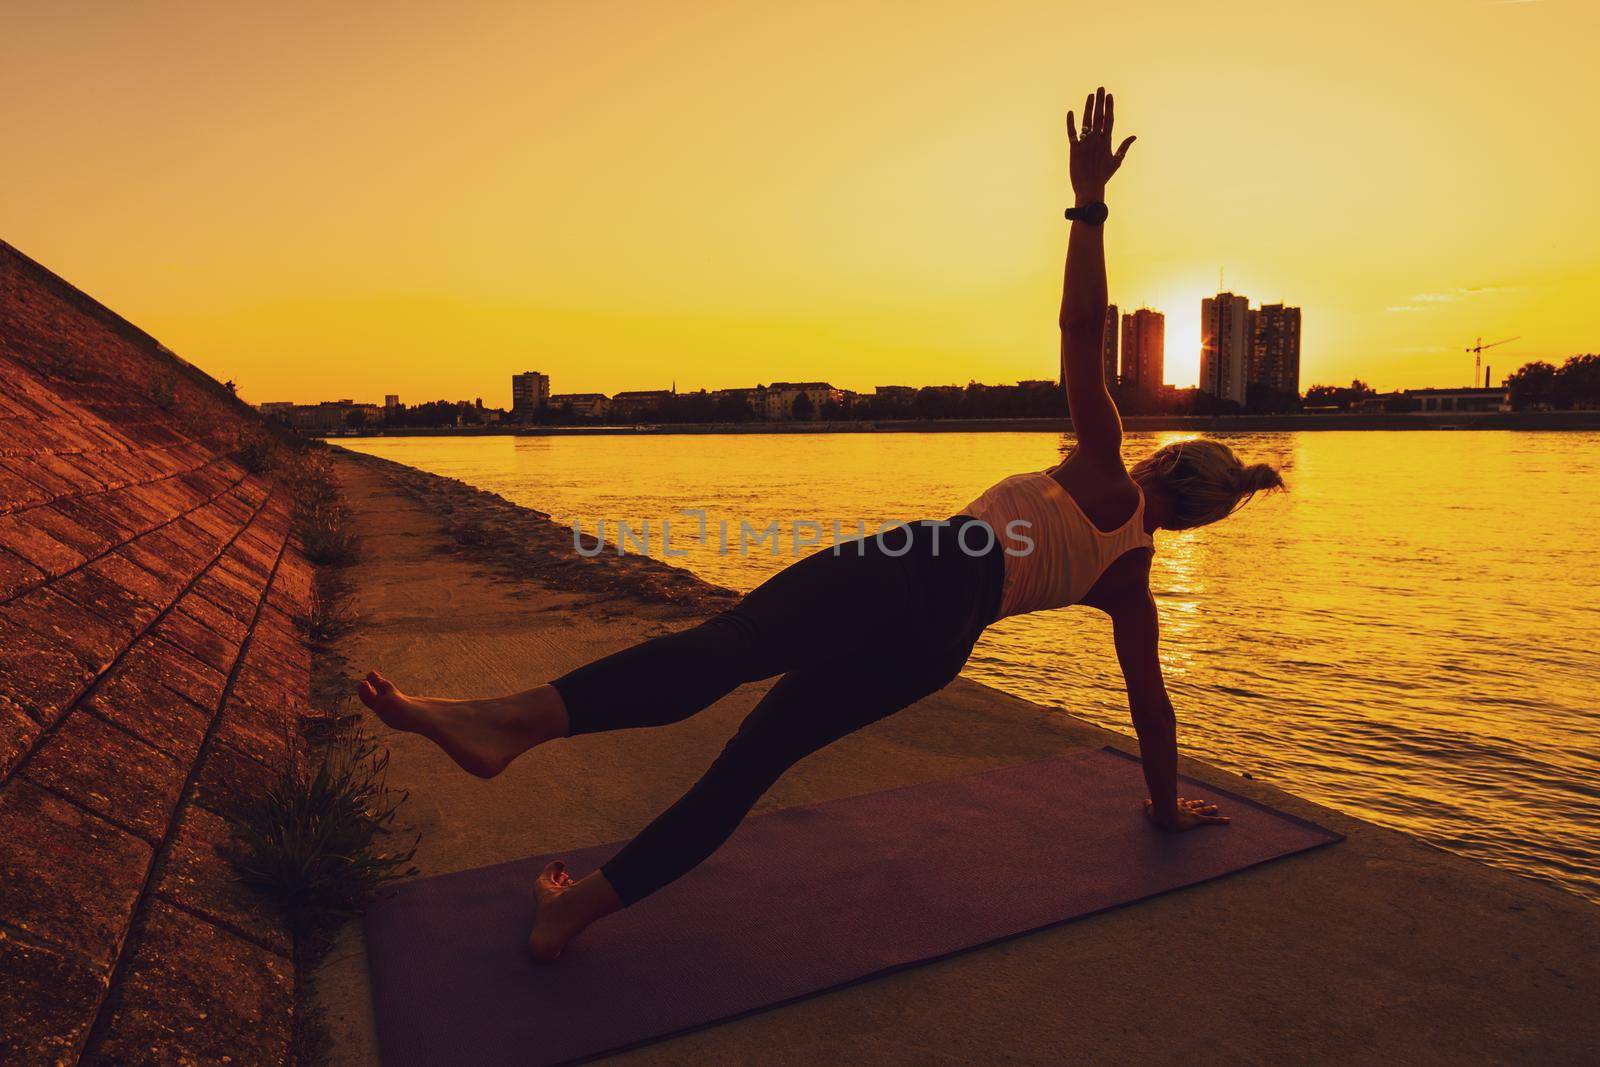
[{"xmin": 1, "ymin": 241, "xmax": 315, "ymax": 1065}]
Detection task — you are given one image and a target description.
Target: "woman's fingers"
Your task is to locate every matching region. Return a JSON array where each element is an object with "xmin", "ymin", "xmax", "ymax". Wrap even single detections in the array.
[
  {"xmin": 1114, "ymin": 135, "xmax": 1135, "ymax": 162},
  {"xmin": 1067, "ymin": 88, "xmax": 1128, "ymax": 143}
]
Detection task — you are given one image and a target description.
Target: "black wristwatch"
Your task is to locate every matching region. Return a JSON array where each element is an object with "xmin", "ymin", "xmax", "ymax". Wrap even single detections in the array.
[{"xmin": 1064, "ymin": 201, "xmax": 1109, "ymax": 225}]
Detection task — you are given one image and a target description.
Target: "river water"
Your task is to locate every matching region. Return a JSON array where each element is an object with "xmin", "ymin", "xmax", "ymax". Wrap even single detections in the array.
[{"xmin": 340, "ymin": 430, "xmax": 1600, "ymax": 902}]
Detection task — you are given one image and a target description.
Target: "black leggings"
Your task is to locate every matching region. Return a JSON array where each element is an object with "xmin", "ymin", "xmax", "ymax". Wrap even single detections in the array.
[{"xmin": 552, "ymin": 516, "xmax": 1006, "ymax": 906}]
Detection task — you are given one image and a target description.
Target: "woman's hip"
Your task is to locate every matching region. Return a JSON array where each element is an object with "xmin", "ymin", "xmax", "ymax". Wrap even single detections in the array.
[{"xmin": 732, "ymin": 516, "xmax": 1004, "ymax": 659}]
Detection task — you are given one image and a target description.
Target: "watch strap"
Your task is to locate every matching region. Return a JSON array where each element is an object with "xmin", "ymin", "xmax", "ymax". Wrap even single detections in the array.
[{"xmin": 1064, "ymin": 201, "xmax": 1109, "ymax": 225}]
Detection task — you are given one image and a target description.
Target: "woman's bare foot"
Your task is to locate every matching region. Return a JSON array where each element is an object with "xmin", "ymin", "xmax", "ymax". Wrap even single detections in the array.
[
  {"xmin": 355, "ymin": 671, "xmax": 565, "ymax": 778},
  {"xmin": 527, "ymin": 862, "xmax": 623, "ymax": 963}
]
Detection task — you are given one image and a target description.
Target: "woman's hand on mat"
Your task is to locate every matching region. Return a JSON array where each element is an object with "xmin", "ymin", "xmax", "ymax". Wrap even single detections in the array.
[
  {"xmin": 1145, "ymin": 796, "xmax": 1230, "ymax": 831},
  {"xmin": 1066, "ymin": 86, "xmax": 1135, "ymax": 203}
]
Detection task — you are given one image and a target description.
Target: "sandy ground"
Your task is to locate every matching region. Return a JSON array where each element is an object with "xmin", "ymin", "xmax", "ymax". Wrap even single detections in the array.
[{"xmin": 311, "ymin": 455, "xmax": 1599, "ymax": 1066}]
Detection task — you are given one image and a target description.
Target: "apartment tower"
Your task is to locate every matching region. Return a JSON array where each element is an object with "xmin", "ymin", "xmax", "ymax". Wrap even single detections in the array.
[
  {"xmin": 1120, "ymin": 308, "xmax": 1165, "ymax": 393},
  {"xmin": 1200, "ymin": 292, "xmax": 1250, "ymax": 405}
]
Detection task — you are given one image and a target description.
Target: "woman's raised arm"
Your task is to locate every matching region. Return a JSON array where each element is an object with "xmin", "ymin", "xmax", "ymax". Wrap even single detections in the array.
[{"xmin": 1059, "ymin": 87, "xmax": 1136, "ymax": 458}]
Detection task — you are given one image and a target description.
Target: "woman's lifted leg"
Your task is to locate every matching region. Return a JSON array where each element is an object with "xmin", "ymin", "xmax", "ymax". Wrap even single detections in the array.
[{"xmin": 357, "ymin": 529, "xmax": 929, "ymax": 778}]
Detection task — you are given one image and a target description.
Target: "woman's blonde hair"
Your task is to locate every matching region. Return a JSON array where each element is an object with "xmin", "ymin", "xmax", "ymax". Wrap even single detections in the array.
[{"xmin": 1130, "ymin": 438, "xmax": 1284, "ymax": 530}]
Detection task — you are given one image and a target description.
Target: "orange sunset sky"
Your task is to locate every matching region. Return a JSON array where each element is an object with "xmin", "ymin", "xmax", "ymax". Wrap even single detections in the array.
[{"xmin": 3, "ymin": 1, "xmax": 1597, "ymax": 406}]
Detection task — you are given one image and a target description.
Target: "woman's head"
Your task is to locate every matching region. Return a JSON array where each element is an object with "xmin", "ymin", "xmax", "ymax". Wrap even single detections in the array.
[{"xmin": 1131, "ymin": 438, "xmax": 1284, "ymax": 530}]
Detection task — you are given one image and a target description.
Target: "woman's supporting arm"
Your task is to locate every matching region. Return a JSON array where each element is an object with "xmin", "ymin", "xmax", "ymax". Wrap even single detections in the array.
[
  {"xmin": 1110, "ymin": 587, "xmax": 1180, "ymax": 822},
  {"xmin": 1109, "ymin": 583, "xmax": 1230, "ymax": 831},
  {"xmin": 1059, "ymin": 87, "xmax": 1136, "ymax": 458}
]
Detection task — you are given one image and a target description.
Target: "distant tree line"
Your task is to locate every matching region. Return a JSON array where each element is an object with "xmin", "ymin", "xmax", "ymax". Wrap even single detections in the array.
[
  {"xmin": 1301, "ymin": 380, "xmax": 1378, "ymax": 412},
  {"xmin": 1504, "ymin": 354, "xmax": 1600, "ymax": 411},
  {"xmin": 361, "ymin": 380, "xmax": 1328, "ymax": 427}
]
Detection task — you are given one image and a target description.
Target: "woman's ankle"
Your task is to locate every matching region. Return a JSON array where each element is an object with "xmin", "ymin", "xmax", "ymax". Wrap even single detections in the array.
[
  {"xmin": 570, "ymin": 870, "xmax": 623, "ymax": 925},
  {"xmin": 489, "ymin": 685, "xmax": 570, "ymax": 748},
  {"xmin": 547, "ymin": 685, "xmax": 573, "ymax": 738},
  {"xmin": 528, "ymin": 684, "xmax": 571, "ymax": 741}
]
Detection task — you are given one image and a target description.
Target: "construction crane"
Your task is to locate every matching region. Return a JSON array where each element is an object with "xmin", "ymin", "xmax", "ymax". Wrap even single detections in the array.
[{"xmin": 1466, "ymin": 336, "xmax": 1518, "ymax": 387}]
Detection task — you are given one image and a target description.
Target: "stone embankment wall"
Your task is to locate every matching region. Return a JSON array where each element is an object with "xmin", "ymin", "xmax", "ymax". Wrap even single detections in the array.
[{"xmin": 0, "ymin": 240, "xmax": 313, "ymax": 1064}]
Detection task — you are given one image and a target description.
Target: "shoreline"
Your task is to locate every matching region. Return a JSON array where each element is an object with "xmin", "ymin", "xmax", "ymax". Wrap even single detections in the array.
[
  {"xmin": 336, "ymin": 446, "xmax": 739, "ymax": 615},
  {"xmin": 323, "ymin": 410, "xmax": 1600, "ymax": 438}
]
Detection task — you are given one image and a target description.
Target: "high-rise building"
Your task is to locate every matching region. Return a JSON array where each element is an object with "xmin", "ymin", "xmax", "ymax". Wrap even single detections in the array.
[
  {"xmin": 1251, "ymin": 303, "xmax": 1302, "ymax": 398},
  {"xmin": 1119, "ymin": 308, "xmax": 1165, "ymax": 392},
  {"xmin": 1200, "ymin": 293, "xmax": 1250, "ymax": 405},
  {"xmin": 511, "ymin": 371, "xmax": 550, "ymax": 416},
  {"xmin": 1102, "ymin": 304, "xmax": 1120, "ymax": 384},
  {"xmin": 384, "ymin": 394, "xmax": 399, "ymax": 411}
]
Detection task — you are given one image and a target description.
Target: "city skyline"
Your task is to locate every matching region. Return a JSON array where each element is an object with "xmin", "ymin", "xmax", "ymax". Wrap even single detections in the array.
[
  {"xmin": 259, "ymin": 290, "xmax": 1311, "ymax": 409},
  {"xmin": 3, "ymin": 2, "xmax": 1593, "ymax": 404}
]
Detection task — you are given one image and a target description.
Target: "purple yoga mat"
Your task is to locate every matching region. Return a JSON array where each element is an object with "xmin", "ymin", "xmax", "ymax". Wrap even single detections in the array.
[{"xmin": 364, "ymin": 746, "xmax": 1340, "ymax": 1066}]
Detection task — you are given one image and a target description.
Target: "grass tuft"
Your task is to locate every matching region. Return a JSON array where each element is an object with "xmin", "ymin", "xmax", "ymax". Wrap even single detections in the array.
[
  {"xmin": 289, "ymin": 451, "xmax": 361, "ymax": 566},
  {"xmin": 298, "ymin": 572, "xmax": 358, "ymax": 645},
  {"xmin": 296, "ymin": 501, "xmax": 361, "ymax": 566},
  {"xmin": 150, "ymin": 371, "xmax": 177, "ymax": 411},
  {"xmin": 236, "ymin": 427, "xmax": 278, "ymax": 474},
  {"xmin": 233, "ymin": 723, "xmax": 417, "ymax": 946}
]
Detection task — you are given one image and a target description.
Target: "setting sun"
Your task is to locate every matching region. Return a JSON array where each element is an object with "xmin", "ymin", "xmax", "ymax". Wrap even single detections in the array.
[{"xmin": 1145, "ymin": 282, "xmax": 1211, "ymax": 388}]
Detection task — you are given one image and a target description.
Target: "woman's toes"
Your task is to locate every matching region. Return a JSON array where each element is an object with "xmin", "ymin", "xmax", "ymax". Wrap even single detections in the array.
[{"xmin": 537, "ymin": 861, "xmax": 566, "ymax": 892}]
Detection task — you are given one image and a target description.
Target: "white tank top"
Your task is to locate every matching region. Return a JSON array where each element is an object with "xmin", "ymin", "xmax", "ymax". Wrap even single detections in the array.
[{"xmin": 962, "ymin": 470, "xmax": 1154, "ymax": 620}]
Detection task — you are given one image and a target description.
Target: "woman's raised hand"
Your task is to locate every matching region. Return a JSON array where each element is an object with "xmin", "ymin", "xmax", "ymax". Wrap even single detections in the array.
[{"xmin": 1066, "ymin": 86, "xmax": 1136, "ymax": 203}]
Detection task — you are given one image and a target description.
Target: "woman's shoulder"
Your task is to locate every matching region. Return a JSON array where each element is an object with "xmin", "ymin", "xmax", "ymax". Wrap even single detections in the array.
[
  {"xmin": 1049, "ymin": 456, "xmax": 1141, "ymax": 533},
  {"xmin": 979, "ymin": 468, "xmax": 1056, "ymax": 497}
]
